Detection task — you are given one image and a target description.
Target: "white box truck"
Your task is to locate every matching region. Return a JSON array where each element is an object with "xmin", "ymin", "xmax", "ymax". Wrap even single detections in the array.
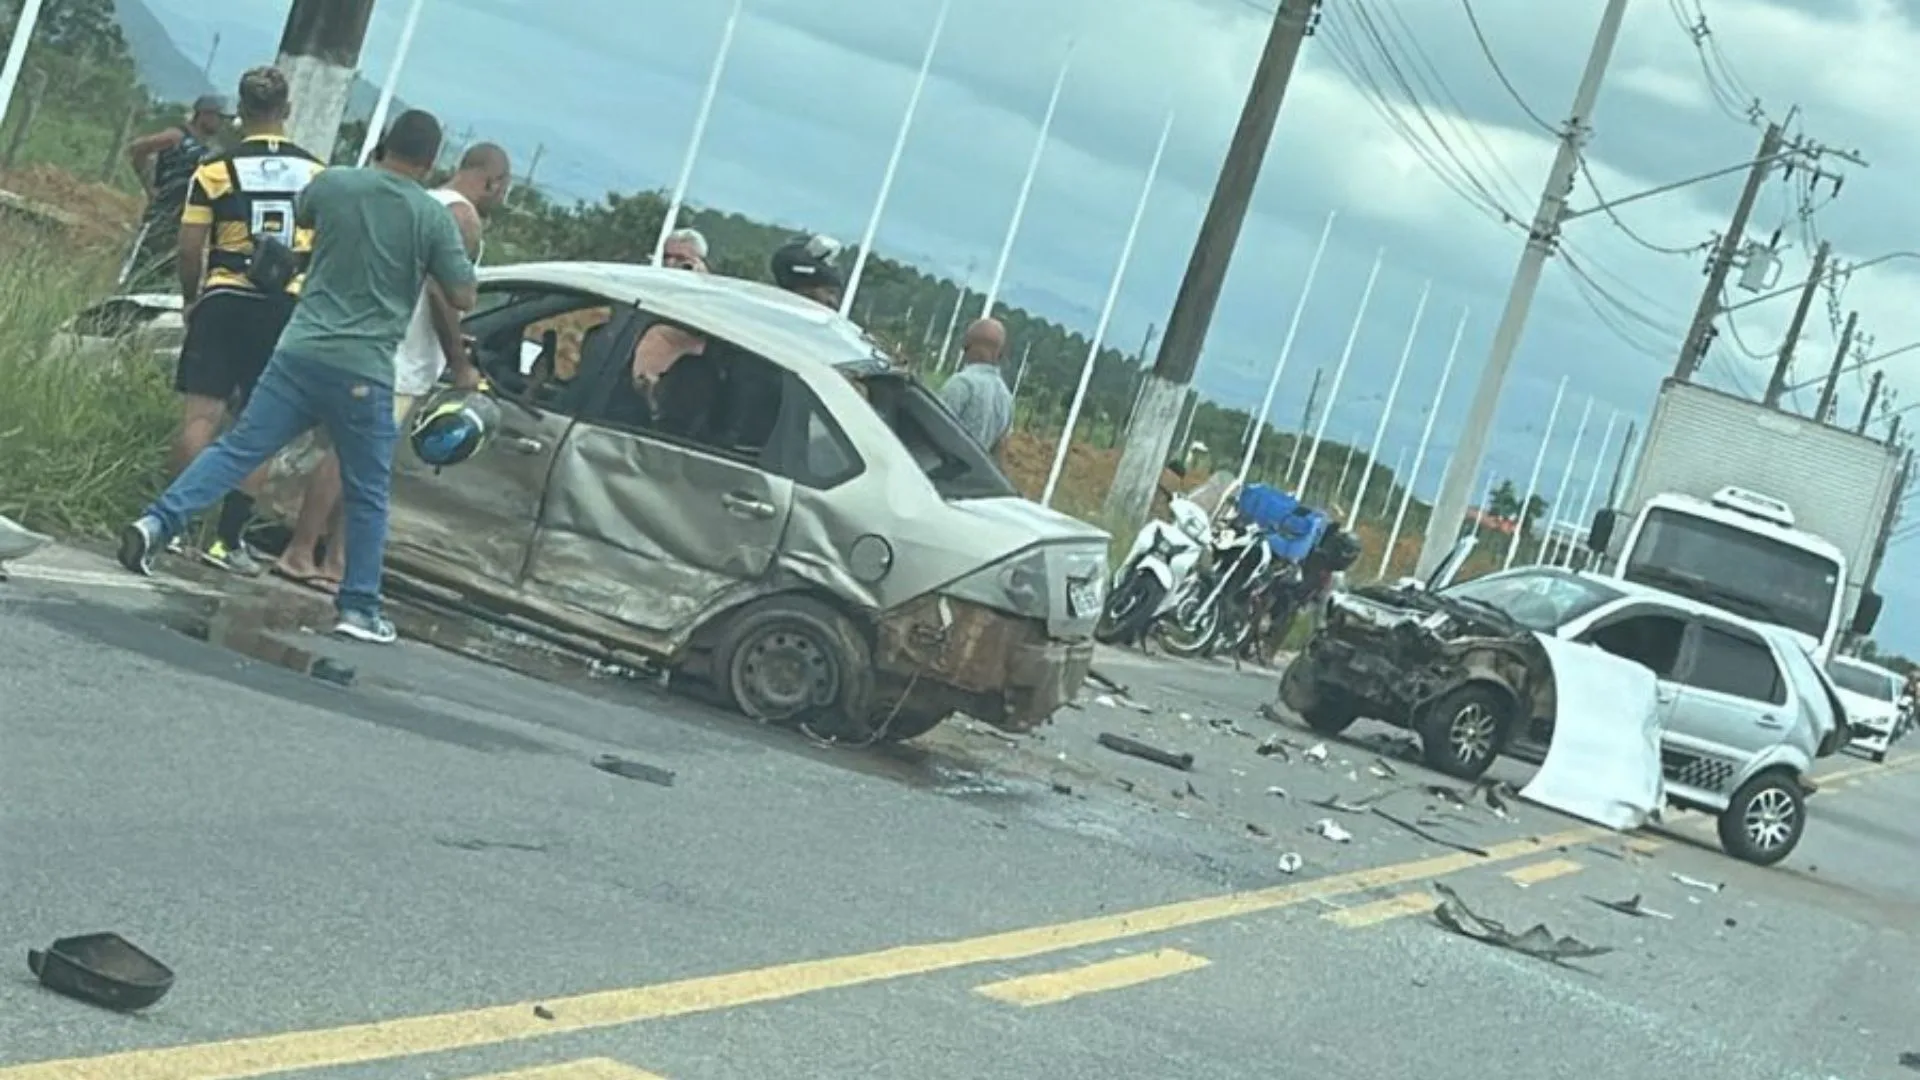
[{"xmin": 1586, "ymin": 378, "xmax": 1899, "ymax": 662}]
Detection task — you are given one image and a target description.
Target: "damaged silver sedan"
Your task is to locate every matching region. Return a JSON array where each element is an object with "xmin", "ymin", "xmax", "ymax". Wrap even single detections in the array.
[
  {"xmin": 1280, "ymin": 556, "xmax": 1847, "ymax": 863},
  {"xmin": 261, "ymin": 263, "xmax": 1110, "ymax": 741}
]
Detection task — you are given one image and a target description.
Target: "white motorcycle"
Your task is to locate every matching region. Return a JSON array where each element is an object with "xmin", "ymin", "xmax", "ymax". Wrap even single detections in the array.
[{"xmin": 1096, "ymin": 494, "xmax": 1211, "ymax": 646}]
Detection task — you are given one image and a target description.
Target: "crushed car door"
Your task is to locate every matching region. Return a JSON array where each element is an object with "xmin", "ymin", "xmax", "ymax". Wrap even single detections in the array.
[
  {"xmin": 1664, "ymin": 617, "xmax": 1793, "ymax": 795},
  {"xmin": 386, "ymin": 284, "xmax": 632, "ymax": 591},
  {"xmin": 522, "ymin": 322, "xmax": 796, "ymax": 635}
]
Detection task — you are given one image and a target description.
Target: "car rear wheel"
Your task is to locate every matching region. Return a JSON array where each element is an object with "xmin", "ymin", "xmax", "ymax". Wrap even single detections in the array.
[
  {"xmin": 1416, "ymin": 683, "xmax": 1510, "ymax": 780},
  {"xmin": 1717, "ymin": 771, "xmax": 1805, "ymax": 865},
  {"xmin": 715, "ymin": 595, "xmax": 874, "ymax": 734}
]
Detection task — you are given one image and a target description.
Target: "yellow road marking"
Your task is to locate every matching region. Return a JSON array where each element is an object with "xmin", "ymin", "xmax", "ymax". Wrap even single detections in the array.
[
  {"xmin": 1816, "ymin": 751, "xmax": 1920, "ymax": 787},
  {"xmin": 973, "ymin": 949, "xmax": 1210, "ymax": 1007},
  {"xmin": 466, "ymin": 1060, "xmax": 665, "ymax": 1079},
  {"xmin": 1623, "ymin": 836, "xmax": 1663, "ymax": 854},
  {"xmin": 1321, "ymin": 891, "xmax": 1439, "ymax": 928},
  {"xmin": 0, "ymin": 826, "xmax": 1604, "ymax": 1080},
  {"xmin": 1503, "ymin": 858, "xmax": 1583, "ymax": 886}
]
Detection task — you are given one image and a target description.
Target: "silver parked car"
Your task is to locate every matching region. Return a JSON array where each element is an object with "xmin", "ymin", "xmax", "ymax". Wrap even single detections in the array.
[
  {"xmin": 1281, "ymin": 565, "xmax": 1846, "ymax": 864},
  {"xmin": 260, "ymin": 263, "xmax": 1110, "ymax": 741}
]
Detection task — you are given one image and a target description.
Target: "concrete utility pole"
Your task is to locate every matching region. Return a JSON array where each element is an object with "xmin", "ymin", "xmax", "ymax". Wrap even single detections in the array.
[
  {"xmin": 1858, "ymin": 371, "xmax": 1883, "ymax": 433},
  {"xmin": 1674, "ymin": 123, "xmax": 1785, "ymax": 381},
  {"xmin": 1285, "ymin": 367, "xmax": 1323, "ymax": 483},
  {"xmin": 1122, "ymin": 323, "xmax": 1158, "ymax": 436},
  {"xmin": 277, "ymin": 0, "xmax": 377, "ymax": 157},
  {"xmin": 1105, "ymin": 0, "xmax": 1321, "ymax": 527},
  {"xmin": 1417, "ymin": 0, "xmax": 1629, "ymax": 580},
  {"xmin": 1763, "ymin": 240, "xmax": 1832, "ymax": 407},
  {"xmin": 1812, "ymin": 308, "xmax": 1858, "ymax": 421}
]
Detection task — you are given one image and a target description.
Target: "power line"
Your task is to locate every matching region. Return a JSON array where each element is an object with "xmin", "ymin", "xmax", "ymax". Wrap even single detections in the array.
[
  {"xmin": 1457, "ymin": 0, "xmax": 1554, "ymax": 133},
  {"xmin": 1668, "ymin": 0, "xmax": 1764, "ymax": 125},
  {"xmin": 1573, "ymin": 153, "xmax": 1716, "ymax": 256}
]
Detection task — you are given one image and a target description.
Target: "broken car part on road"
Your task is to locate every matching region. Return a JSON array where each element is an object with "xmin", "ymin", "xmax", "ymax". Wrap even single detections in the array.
[{"xmin": 1430, "ymin": 882, "xmax": 1613, "ymax": 966}]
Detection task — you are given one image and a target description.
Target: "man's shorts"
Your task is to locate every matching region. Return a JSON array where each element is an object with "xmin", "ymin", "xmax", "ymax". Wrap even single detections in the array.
[{"xmin": 174, "ymin": 289, "xmax": 297, "ymax": 403}]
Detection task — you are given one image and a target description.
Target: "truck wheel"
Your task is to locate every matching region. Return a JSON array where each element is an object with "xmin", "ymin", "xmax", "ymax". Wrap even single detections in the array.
[
  {"xmin": 1416, "ymin": 684, "xmax": 1510, "ymax": 780},
  {"xmin": 1717, "ymin": 771, "xmax": 1805, "ymax": 865},
  {"xmin": 715, "ymin": 595, "xmax": 874, "ymax": 732}
]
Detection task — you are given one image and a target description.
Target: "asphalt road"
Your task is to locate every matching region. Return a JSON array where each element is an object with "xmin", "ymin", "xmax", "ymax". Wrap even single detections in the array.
[{"xmin": 3, "ymin": 547, "xmax": 1919, "ymax": 1079}]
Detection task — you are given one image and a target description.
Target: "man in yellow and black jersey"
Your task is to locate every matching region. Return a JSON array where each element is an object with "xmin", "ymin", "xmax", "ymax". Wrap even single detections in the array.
[{"xmin": 173, "ymin": 65, "xmax": 326, "ymax": 576}]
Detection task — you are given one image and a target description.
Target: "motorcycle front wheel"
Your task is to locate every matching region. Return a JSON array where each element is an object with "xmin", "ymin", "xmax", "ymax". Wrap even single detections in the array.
[
  {"xmin": 1095, "ymin": 571, "xmax": 1167, "ymax": 646},
  {"xmin": 1155, "ymin": 590, "xmax": 1220, "ymax": 657}
]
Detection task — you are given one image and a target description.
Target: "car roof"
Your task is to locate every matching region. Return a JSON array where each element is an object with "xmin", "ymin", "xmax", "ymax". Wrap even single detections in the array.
[{"xmin": 475, "ymin": 262, "xmax": 889, "ymax": 372}]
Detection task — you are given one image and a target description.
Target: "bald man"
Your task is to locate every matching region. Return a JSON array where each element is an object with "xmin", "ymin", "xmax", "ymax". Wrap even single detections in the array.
[{"xmin": 938, "ymin": 317, "xmax": 1014, "ymax": 463}]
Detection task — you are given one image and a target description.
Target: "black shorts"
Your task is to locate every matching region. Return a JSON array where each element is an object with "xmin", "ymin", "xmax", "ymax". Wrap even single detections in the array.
[{"xmin": 174, "ymin": 289, "xmax": 296, "ymax": 402}]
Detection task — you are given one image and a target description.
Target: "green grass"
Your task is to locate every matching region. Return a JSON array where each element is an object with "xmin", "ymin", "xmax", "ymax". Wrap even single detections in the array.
[{"xmin": 0, "ymin": 226, "xmax": 174, "ymax": 537}]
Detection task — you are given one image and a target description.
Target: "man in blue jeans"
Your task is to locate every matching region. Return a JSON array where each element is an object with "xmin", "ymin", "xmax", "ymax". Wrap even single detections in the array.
[{"xmin": 120, "ymin": 109, "xmax": 479, "ymax": 644}]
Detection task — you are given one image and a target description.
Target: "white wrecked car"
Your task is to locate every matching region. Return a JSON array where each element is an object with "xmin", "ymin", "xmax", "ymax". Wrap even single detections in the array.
[{"xmin": 1280, "ymin": 549, "xmax": 1846, "ymax": 865}]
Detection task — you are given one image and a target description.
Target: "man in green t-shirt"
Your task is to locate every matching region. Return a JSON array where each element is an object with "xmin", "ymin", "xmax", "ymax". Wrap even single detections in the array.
[{"xmin": 120, "ymin": 109, "xmax": 479, "ymax": 645}]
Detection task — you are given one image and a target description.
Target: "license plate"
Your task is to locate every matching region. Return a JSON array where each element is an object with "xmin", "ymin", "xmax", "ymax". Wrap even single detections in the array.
[{"xmin": 1068, "ymin": 575, "xmax": 1103, "ymax": 617}]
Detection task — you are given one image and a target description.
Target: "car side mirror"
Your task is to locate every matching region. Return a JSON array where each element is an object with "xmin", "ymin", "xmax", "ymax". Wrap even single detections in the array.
[
  {"xmin": 1852, "ymin": 590, "xmax": 1883, "ymax": 635},
  {"xmin": 1587, "ymin": 508, "xmax": 1616, "ymax": 553}
]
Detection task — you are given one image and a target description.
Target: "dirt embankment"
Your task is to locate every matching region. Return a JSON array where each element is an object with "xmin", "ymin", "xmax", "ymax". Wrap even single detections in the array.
[{"xmin": 0, "ymin": 164, "xmax": 140, "ymax": 251}]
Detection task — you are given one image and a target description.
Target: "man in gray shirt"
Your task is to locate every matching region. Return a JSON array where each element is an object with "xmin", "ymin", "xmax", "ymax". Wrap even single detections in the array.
[
  {"xmin": 121, "ymin": 109, "xmax": 478, "ymax": 645},
  {"xmin": 939, "ymin": 318, "xmax": 1014, "ymax": 463}
]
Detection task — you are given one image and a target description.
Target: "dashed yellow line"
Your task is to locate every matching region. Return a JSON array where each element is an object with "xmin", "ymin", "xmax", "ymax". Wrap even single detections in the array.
[
  {"xmin": 0, "ymin": 826, "xmax": 1604, "ymax": 1080},
  {"xmin": 1322, "ymin": 891, "xmax": 1439, "ymax": 928},
  {"xmin": 973, "ymin": 949, "xmax": 1210, "ymax": 1007},
  {"xmin": 466, "ymin": 1060, "xmax": 665, "ymax": 1079},
  {"xmin": 1504, "ymin": 858, "xmax": 1584, "ymax": 886}
]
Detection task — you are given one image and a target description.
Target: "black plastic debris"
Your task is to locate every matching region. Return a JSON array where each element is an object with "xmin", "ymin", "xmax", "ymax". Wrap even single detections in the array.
[
  {"xmin": 1050, "ymin": 781, "xmax": 1074, "ymax": 796},
  {"xmin": 28, "ymin": 932, "xmax": 174, "ymax": 1011},
  {"xmin": 1431, "ymin": 883, "xmax": 1613, "ymax": 965},
  {"xmin": 591, "ymin": 754, "xmax": 676, "ymax": 787},
  {"xmin": 309, "ymin": 657, "xmax": 355, "ymax": 687},
  {"xmin": 1373, "ymin": 808, "xmax": 1490, "ymax": 857},
  {"xmin": 533, "ymin": 1004, "xmax": 555, "ymax": 1020},
  {"xmin": 1311, "ymin": 787, "xmax": 1401, "ymax": 815},
  {"xmin": 1097, "ymin": 732, "xmax": 1194, "ymax": 771},
  {"xmin": 1586, "ymin": 894, "xmax": 1673, "ymax": 921},
  {"xmin": 1900, "ymin": 1051, "xmax": 1920, "ymax": 1072},
  {"xmin": 1086, "ymin": 668, "xmax": 1130, "ymax": 697},
  {"xmin": 1255, "ymin": 735, "xmax": 1295, "ymax": 761}
]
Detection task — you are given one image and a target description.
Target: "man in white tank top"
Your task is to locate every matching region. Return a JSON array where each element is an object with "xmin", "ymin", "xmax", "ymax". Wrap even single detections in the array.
[{"xmin": 272, "ymin": 143, "xmax": 511, "ymax": 590}]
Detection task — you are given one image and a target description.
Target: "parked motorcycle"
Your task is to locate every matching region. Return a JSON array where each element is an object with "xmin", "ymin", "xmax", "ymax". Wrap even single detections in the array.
[
  {"xmin": 1097, "ymin": 492, "xmax": 1211, "ymax": 646},
  {"xmin": 1156, "ymin": 508, "xmax": 1276, "ymax": 658}
]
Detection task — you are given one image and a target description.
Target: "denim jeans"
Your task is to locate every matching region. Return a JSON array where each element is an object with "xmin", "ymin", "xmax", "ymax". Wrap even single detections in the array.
[{"xmin": 145, "ymin": 352, "xmax": 398, "ymax": 619}]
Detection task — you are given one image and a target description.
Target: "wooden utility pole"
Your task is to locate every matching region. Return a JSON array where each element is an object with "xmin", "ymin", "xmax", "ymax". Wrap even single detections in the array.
[
  {"xmin": 1105, "ymin": 0, "xmax": 1322, "ymax": 527},
  {"xmin": 1674, "ymin": 123, "xmax": 1784, "ymax": 381},
  {"xmin": 1858, "ymin": 371, "xmax": 1884, "ymax": 434},
  {"xmin": 1764, "ymin": 241, "xmax": 1832, "ymax": 407},
  {"xmin": 276, "ymin": 0, "xmax": 376, "ymax": 157}
]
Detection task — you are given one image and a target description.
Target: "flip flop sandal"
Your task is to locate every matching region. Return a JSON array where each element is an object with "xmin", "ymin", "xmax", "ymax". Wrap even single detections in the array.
[{"xmin": 271, "ymin": 565, "xmax": 340, "ymax": 595}]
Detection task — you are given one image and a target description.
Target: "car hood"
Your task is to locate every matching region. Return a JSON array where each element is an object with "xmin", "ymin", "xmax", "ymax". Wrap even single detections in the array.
[
  {"xmin": 1834, "ymin": 687, "xmax": 1897, "ymax": 725},
  {"xmin": 1328, "ymin": 583, "xmax": 1526, "ymax": 640}
]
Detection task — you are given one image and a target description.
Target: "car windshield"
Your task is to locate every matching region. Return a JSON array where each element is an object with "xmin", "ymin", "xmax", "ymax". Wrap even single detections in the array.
[
  {"xmin": 1827, "ymin": 660, "xmax": 1895, "ymax": 701},
  {"xmin": 1441, "ymin": 569, "xmax": 1625, "ymax": 632},
  {"xmin": 851, "ymin": 371, "xmax": 1017, "ymax": 501},
  {"xmin": 1623, "ymin": 509, "xmax": 1836, "ymax": 639}
]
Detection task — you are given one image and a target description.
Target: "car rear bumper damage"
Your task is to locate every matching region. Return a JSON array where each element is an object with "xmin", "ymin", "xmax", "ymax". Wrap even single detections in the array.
[{"xmin": 876, "ymin": 595, "xmax": 1092, "ymax": 734}]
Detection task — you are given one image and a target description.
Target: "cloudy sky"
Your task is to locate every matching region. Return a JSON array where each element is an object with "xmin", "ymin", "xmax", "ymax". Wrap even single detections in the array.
[{"xmin": 141, "ymin": 0, "xmax": 1920, "ymax": 649}]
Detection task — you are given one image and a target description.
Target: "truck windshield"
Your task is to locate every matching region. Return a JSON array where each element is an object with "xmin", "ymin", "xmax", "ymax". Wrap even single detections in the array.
[
  {"xmin": 1623, "ymin": 508, "xmax": 1837, "ymax": 639},
  {"xmin": 1827, "ymin": 660, "xmax": 1895, "ymax": 701}
]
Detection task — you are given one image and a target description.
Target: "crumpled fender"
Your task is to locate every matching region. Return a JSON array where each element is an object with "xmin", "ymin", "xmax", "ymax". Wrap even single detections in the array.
[{"xmin": 1520, "ymin": 632, "xmax": 1665, "ymax": 831}]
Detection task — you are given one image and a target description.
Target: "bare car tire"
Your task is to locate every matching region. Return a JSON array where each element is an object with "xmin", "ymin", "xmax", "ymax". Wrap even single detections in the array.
[
  {"xmin": 1301, "ymin": 700, "xmax": 1357, "ymax": 736},
  {"xmin": 1416, "ymin": 683, "xmax": 1511, "ymax": 780},
  {"xmin": 714, "ymin": 595, "xmax": 875, "ymax": 734},
  {"xmin": 1717, "ymin": 770, "xmax": 1805, "ymax": 866}
]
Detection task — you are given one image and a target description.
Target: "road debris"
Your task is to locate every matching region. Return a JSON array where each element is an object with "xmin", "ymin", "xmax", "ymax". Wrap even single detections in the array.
[
  {"xmin": 1255, "ymin": 735, "xmax": 1296, "ymax": 761},
  {"xmin": 1670, "ymin": 873, "xmax": 1726, "ymax": 894},
  {"xmin": 1475, "ymin": 779, "xmax": 1517, "ymax": 818},
  {"xmin": 1586, "ymin": 894, "xmax": 1674, "ymax": 920},
  {"xmin": 1277, "ymin": 852, "xmax": 1303, "ymax": 874},
  {"xmin": 1310, "ymin": 788, "xmax": 1400, "ymax": 814},
  {"xmin": 1183, "ymin": 780, "xmax": 1205, "ymax": 800},
  {"xmin": 591, "ymin": 754, "xmax": 677, "ymax": 787},
  {"xmin": 1245, "ymin": 822, "xmax": 1271, "ymax": 838},
  {"xmin": 1369, "ymin": 757, "xmax": 1399, "ymax": 779},
  {"xmin": 1207, "ymin": 717, "xmax": 1255, "ymax": 738},
  {"xmin": 1431, "ymin": 883, "xmax": 1613, "ymax": 965},
  {"xmin": 27, "ymin": 932, "xmax": 174, "ymax": 1012},
  {"xmin": 533, "ymin": 1004, "xmax": 555, "ymax": 1020},
  {"xmin": 1265, "ymin": 785, "xmax": 1289, "ymax": 799},
  {"xmin": 1583, "ymin": 843, "xmax": 1647, "ymax": 863},
  {"xmin": 1371, "ymin": 807, "xmax": 1490, "ymax": 857},
  {"xmin": 1304, "ymin": 742, "xmax": 1329, "ymax": 765},
  {"xmin": 1096, "ymin": 732, "xmax": 1194, "ymax": 771},
  {"xmin": 1308, "ymin": 818, "xmax": 1353, "ymax": 843},
  {"xmin": 1086, "ymin": 668, "xmax": 1130, "ymax": 697},
  {"xmin": 1050, "ymin": 780, "xmax": 1074, "ymax": 796},
  {"xmin": 1423, "ymin": 783, "xmax": 1471, "ymax": 808},
  {"xmin": 1356, "ymin": 730, "xmax": 1421, "ymax": 760},
  {"xmin": 1898, "ymin": 1051, "xmax": 1920, "ymax": 1071}
]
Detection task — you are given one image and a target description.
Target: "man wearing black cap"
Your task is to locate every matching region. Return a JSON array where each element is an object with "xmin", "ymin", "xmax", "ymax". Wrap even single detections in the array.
[
  {"xmin": 769, "ymin": 234, "xmax": 844, "ymax": 309},
  {"xmin": 123, "ymin": 93, "xmax": 230, "ymax": 290}
]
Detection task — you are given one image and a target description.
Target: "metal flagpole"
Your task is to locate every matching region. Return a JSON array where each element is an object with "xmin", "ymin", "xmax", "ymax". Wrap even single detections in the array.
[
  {"xmin": 1505, "ymin": 376, "xmax": 1567, "ymax": 570},
  {"xmin": 1378, "ymin": 446, "xmax": 1406, "ymax": 520},
  {"xmin": 1293, "ymin": 250, "xmax": 1385, "ymax": 495},
  {"xmin": 0, "ymin": 0, "xmax": 47, "ymax": 128},
  {"xmin": 933, "ymin": 259, "xmax": 973, "ymax": 374},
  {"xmin": 841, "ymin": 0, "xmax": 950, "ymax": 315},
  {"xmin": 1041, "ymin": 111, "xmax": 1175, "ymax": 507},
  {"xmin": 651, "ymin": 0, "xmax": 743, "ymax": 264},
  {"xmin": 1010, "ymin": 340, "xmax": 1033, "ymax": 398},
  {"xmin": 1350, "ymin": 281, "xmax": 1430, "ymax": 526},
  {"xmin": 1237, "ymin": 210, "xmax": 1336, "ymax": 486},
  {"xmin": 1535, "ymin": 396, "xmax": 1593, "ymax": 563},
  {"xmin": 1559, "ymin": 409, "xmax": 1619, "ymax": 567},
  {"xmin": 1380, "ymin": 309, "xmax": 1469, "ymax": 577},
  {"xmin": 1333, "ymin": 431, "xmax": 1361, "ymax": 508},
  {"xmin": 980, "ymin": 49, "xmax": 1070, "ymax": 321},
  {"xmin": 356, "ymin": 0, "xmax": 427, "ymax": 165}
]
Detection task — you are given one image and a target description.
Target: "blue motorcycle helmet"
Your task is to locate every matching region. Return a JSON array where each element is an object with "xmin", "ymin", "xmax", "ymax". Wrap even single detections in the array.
[{"xmin": 410, "ymin": 389, "xmax": 500, "ymax": 468}]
